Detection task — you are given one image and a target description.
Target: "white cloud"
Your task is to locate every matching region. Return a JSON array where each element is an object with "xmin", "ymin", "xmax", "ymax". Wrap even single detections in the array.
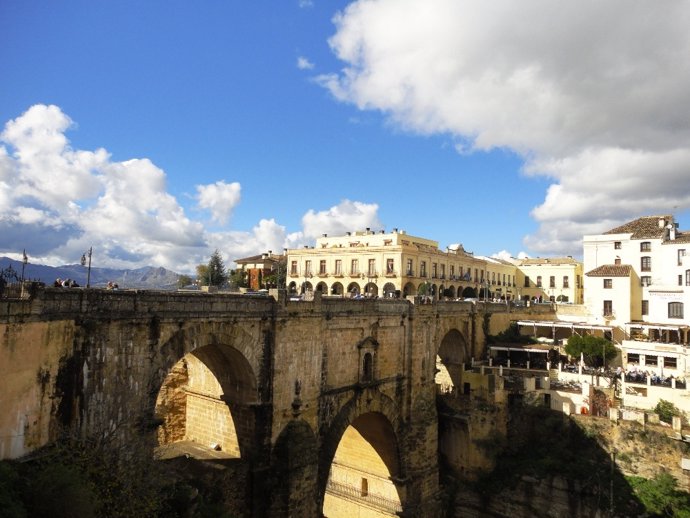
[
  {"xmin": 321, "ymin": 0, "xmax": 690, "ymax": 255},
  {"xmin": 0, "ymin": 104, "xmax": 385, "ymax": 275},
  {"xmin": 196, "ymin": 180, "xmax": 241, "ymax": 225},
  {"xmin": 297, "ymin": 56, "xmax": 315, "ymax": 70},
  {"xmin": 298, "ymin": 0, "xmax": 314, "ymax": 8},
  {"xmin": 301, "ymin": 199, "xmax": 382, "ymax": 241}
]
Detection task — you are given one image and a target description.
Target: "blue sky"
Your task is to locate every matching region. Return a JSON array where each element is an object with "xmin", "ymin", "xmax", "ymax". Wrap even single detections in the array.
[{"xmin": 2, "ymin": 1, "xmax": 690, "ymax": 274}]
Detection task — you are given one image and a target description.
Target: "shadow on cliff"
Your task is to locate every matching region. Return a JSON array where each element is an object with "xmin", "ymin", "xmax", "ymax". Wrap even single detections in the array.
[{"xmin": 441, "ymin": 400, "xmax": 689, "ymax": 518}]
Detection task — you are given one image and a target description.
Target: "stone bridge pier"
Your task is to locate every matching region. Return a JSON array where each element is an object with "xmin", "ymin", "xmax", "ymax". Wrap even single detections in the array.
[{"xmin": 0, "ymin": 289, "xmax": 549, "ymax": 516}]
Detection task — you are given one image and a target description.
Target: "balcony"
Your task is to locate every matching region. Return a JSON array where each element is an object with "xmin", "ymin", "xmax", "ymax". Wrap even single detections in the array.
[{"xmin": 385, "ymin": 270, "xmax": 397, "ymax": 277}]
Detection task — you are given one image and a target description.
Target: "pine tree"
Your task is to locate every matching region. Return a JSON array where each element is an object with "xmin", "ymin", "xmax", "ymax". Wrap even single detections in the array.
[{"xmin": 206, "ymin": 250, "xmax": 228, "ymax": 287}]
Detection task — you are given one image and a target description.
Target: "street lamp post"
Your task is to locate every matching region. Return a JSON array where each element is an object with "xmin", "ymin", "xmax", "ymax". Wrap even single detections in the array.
[
  {"xmin": 81, "ymin": 247, "xmax": 92, "ymax": 288},
  {"xmin": 21, "ymin": 249, "xmax": 28, "ymax": 282}
]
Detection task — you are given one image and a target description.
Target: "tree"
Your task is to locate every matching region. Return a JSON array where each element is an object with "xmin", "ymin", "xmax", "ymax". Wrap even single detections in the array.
[
  {"xmin": 565, "ymin": 334, "xmax": 617, "ymax": 367},
  {"xmin": 206, "ymin": 250, "xmax": 228, "ymax": 287},
  {"xmin": 176, "ymin": 274, "xmax": 193, "ymax": 289},
  {"xmin": 228, "ymin": 269, "xmax": 247, "ymax": 290},
  {"xmin": 263, "ymin": 260, "xmax": 286, "ymax": 289},
  {"xmin": 195, "ymin": 264, "xmax": 208, "ymax": 285}
]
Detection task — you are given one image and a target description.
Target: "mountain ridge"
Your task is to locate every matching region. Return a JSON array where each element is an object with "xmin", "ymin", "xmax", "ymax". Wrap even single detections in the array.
[{"xmin": 0, "ymin": 257, "xmax": 182, "ymax": 290}]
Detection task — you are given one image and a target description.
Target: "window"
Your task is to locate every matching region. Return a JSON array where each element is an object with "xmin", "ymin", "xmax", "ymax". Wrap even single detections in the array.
[
  {"xmin": 335, "ymin": 260, "xmax": 342, "ymax": 276},
  {"xmin": 686, "ymin": 270, "xmax": 690, "ymax": 286},
  {"xmin": 614, "ymin": 241, "xmax": 621, "ymax": 249},
  {"xmin": 351, "ymin": 259, "xmax": 359, "ymax": 275},
  {"xmin": 475, "ymin": 269, "xmax": 479, "ymax": 282},
  {"xmin": 614, "ymin": 257, "xmax": 621, "ymax": 265},
  {"xmin": 524, "ymin": 276, "xmax": 530, "ymax": 288},
  {"xmin": 641, "ymin": 300, "xmax": 648, "ymax": 316},
  {"xmin": 563, "ymin": 276, "xmax": 569, "ymax": 288},
  {"xmin": 603, "ymin": 300, "xmax": 613, "ymax": 316},
  {"xmin": 641, "ymin": 256, "xmax": 651, "ymax": 272},
  {"xmin": 290, "ymin": 261, "xmax": 298, "ymax": 275},
  {"xmin": 549, "ymin": 276, "xmax": 555, "ymax": 288},
  {"xmin": 450, "ymin": 265, "xmax": 455, "ymax": 277},
  {"xmin": 420, "ymin": 261, "xmax": 427, "ymax": 278},
  {"xmin": 406, "ymin": 259, "xmax": 413, "ymax": 276},
  {"xmin": 640, "ymin": 241, "xmax": 651, "ymax": 252},
  {"xmin": 679, "ymin": 249, "xmax": 686, "ymax": 266},
  {"xmin": 362, "ymin": 353, "xmax": 373, "ymax": 383},
  {"xmin": 577, "ymin": 275, "xmax": 581, "ymax": 288},
  {"xmin": 536, "ymin": 276, "xmax": 542, "ymax": 288},
  {"xmin": 641, "ymin": 276, "xmax": 651, "ymax": 287},
  {"xmin": 319, "ymin": 260, "xmax": 327, "ymax": 275},
  {"xmin": 441, "ymin": 264, "xmax": 446, "ymax": 278},
  {"xmin": 368, "ymin": 259, "xmax": 376, "ymax": 276},
  {"xmin": 305, "ymin": 260, "xmax": 312, "ymax": 276},
  {"xmin": 627, "ymin": 353, "xmax": 640, "ymax": 365},
  {"xmin": 665, "ymin": 357, "xmax": 678, "ymax": 369},
  {"xmin": 386, "ymin": 258, "xmax": 394, "ymax": 274},
  {"xmin": 679, "ymin": 275, "xmax": 683, "ymax": 286},
  {"xmin": 432, "ymin": 263, "xmax": 437, "ymax": 278},
  {"xmin": 361, "ymin": 478, "xmax": 369, "ymax": 497},
  {"xmin": 604, "ymin": 279, "xmax": 612, "ymax": 289},
  {"xmin": 669, "ymin": 302, "xmax": 684, "ymax": 319}
]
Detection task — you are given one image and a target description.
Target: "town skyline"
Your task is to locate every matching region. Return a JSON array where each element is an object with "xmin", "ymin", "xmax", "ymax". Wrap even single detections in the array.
[{"xmin": 2, "ymin": 1, "xmax": 690, "ymax": 274}]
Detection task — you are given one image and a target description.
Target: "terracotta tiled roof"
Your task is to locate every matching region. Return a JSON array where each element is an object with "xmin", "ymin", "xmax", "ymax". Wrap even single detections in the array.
[
  {"xmin": 604, "ymin": 215, "xmax": 672, "ymax": 239},
  {"xmin": 663, "ymin": 230, "xmax": 690, "ymax": 244},
  {"xmin": 585, "ymin": 264, "xmax": 632, "ymax": 277},
  {"xmin": 235, "ymin": 254, "xmax": 283, "ymax": 265}
]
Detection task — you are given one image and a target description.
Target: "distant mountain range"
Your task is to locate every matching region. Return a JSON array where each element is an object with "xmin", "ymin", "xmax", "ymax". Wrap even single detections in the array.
[{"xmin": 0, "ymin": 257, "xmax": 182, "ymax": 290}]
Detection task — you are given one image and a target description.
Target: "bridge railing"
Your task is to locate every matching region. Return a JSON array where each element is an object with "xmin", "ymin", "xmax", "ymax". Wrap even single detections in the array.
[
  {"xmin": 0, "ymin": 281, "xmax": 38, "ymax": 301},
  {"xmin": 326, "ymin": 479, "xmax": 403, "ymax": 513}
]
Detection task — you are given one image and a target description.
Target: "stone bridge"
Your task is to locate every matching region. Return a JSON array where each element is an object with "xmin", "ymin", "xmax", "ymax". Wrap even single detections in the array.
[{"xmin": 0, "ymin": 288, "xmax": 553, "ymax": 517}]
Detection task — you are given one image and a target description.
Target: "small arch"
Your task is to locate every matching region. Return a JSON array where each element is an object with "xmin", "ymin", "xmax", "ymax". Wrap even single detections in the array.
[
  {"xmin": 382, "ymin": 282, "xmax": 397, "ymax": 298},
  {"xmin": 402, "ymin": 282, "xmax": 415, "ymax": 297},
  {"xmin": 461, "ymin": 286, "xmax": 477, "ymax": 298},
  {"xmin": 347, "ymin": 282, "xmax": 361, "ymax": 295},
  {"xmin": 330, "ymin": 282, "xmax": 344, "ymax": 295},
  {"xmin": 302, "ymin": 281, "xmax": 313, "ymax": 294},
  {"xmin": 288, "ymin": 281, "xmax": 298, "ymax": 294},
  {"xmin": 316, "ymin": 281, "xmax": 327, "ymax": 293},
  {"xmin": 364, "ymin": 282, "xmax": 378, "ymax": 297}
]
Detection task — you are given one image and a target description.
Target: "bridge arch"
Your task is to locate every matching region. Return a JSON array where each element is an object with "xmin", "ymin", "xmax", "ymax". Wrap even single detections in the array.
[
  {"xmin": 435, "ymin": 328, "xmax": 470, "ymax": 392},
  {"xmin": 153, "ymin": 324, "xmax": 263, "ymax": 461},
  {"xmin": 319, "ymin": 389, "xmax": 405, "ymax": 517}
]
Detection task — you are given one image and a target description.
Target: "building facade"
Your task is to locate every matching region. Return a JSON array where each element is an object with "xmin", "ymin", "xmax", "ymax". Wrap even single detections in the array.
[
  {"xmin": 285, "ymin": 228, "xmax": 521, "ymax": 300},
  {"xmin": 582, "ymin": 215, "xmax": 690, "ymax": 379},
  {"xmin": 235, "ymin": 252, "xmax": 285, "ymax": 291},
  {"xmin": 511, "ymin": 257, "xmax": 584, "ymax": 304}
]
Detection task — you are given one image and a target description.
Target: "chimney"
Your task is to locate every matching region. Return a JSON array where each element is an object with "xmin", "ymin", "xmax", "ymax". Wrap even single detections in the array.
[
  {"xmin": 393, "ymin": 228, "xmax": 398, "ymax": 233},
  {"xmin": 366, "ymin": 227, "xmax": 371, "ymax": 233},
  {"xmin": 346, "ymin": 232, "xmax": 351, "ymax": 236},
  {"xmin": 659, "ymin": 217, "xmax": 666, "ymax": 228}
]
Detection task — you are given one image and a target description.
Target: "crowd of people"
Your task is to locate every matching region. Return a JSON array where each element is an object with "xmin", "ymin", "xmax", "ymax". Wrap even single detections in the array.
[{"xmin": 53, "ymin": 278, "xmax": 79, "ymax": 288}]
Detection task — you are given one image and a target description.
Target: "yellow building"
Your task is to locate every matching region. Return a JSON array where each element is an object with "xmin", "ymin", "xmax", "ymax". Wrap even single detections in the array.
[
  {"xmin": 511, "ymin": 257, "xmax": 584, "ymax": 304},
  {"xmin": 285, "ymin": 228, "xmax": 519, "ymax": 300}
]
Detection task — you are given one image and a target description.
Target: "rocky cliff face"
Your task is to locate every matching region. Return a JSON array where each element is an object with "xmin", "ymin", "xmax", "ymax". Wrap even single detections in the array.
[{"xmin": 441, "ymin": 406, "xmax": 690, "ymax": 518}]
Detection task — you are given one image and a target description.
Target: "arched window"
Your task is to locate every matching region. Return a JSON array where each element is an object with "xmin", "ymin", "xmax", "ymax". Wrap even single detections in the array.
[
  {"xmin": 362, "ymin": 353, "xmax": 373, "ymax": 383},
  {"xmin": 669, "ymin": 302, "xmax": 684, "ymax": 319}
]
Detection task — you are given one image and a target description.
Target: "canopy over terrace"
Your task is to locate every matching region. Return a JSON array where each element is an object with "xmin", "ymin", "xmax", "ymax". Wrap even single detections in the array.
[
  {"xmin": 516, "ymin": 320, "xmax": 614, "ymax": 344},
  {"xmin": 624, "ymin": 322, "xmax": 690, "ymax": 345},
  {"xmin": 489, "ymin": 343, "xmax": 553, "ymax": 369}
]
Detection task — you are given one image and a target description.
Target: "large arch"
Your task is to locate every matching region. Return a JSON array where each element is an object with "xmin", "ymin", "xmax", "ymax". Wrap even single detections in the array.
[
  {"xmin": 154, "ymin": 343, "xmax": 258, "ymax": 460},
  {"xmin": 435, "ymin": 329, "xmax": 470, "ymax": 392},
  {"xmin": 318, "ymin": 389, "xmax": 406, "ymax": 516}
]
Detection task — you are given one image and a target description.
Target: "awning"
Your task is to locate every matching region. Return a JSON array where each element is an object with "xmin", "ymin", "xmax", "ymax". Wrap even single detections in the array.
[
  {"xmin": 517, "ymin": 320, "xmax": 614, "ymax": 331},
  {"xmin": 625, "ymin": 322, "xmax": 688, "ymax": 332},
  {"xmin": 490, "ymin": 346, "xmax": 551, "ymax": 354}
]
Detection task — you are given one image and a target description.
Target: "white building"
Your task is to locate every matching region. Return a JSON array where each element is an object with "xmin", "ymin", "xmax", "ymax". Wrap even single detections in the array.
[{"xmin": 583, "ymin": 215, "xmax": 690, "ymax": 411}]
